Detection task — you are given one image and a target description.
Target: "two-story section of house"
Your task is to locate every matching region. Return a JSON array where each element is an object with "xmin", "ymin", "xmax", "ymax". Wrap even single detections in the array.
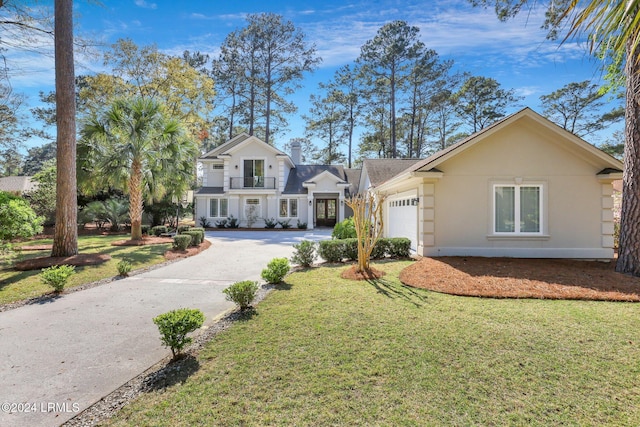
[{"xmin": 195, "ymin": 133, "xmax": 359, "ymax": 229}]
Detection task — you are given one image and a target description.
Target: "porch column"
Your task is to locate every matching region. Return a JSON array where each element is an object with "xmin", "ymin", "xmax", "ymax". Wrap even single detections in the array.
[
  {"xmin": 307, "ymin": 194, "xmax": 314, "ymax": 230},
  {"xmin": 417, "ymin": 182, "xmax": 436, "ymax": 256}
]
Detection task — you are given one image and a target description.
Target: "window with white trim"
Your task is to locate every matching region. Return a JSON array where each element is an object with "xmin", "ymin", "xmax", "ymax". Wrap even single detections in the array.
[
  {"xmin": 209, "ymin": 198, "xmax": 228, "ymax": 218},
  {"xmin": 211, "ymin": 164, "xmax": 223, "ymax": 170},
  {"xmin": 494, "ymin": 184, "xmax": 542, "ymax": 234},
  {"xmin": 279, "ymin": 199, "xmax": 298, "ymax": 217}
]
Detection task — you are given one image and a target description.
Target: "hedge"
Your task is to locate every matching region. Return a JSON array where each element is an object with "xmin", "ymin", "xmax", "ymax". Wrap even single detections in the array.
[{"xmin": 317, "ymin": 237, "xmax": 411, "ymax": 262}]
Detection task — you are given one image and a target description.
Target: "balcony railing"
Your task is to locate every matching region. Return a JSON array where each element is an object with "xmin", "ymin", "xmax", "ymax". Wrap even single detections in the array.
[{"xmin": 230, "ymin": 176, "xmax": 276, "ymax": 189}]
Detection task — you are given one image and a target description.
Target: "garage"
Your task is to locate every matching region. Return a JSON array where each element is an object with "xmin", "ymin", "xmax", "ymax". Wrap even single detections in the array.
[{"xmin": 387, "ymin": 191, "xmax": 418, "ymax": 251}]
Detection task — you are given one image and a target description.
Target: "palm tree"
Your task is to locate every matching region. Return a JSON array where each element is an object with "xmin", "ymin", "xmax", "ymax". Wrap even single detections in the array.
[
  {"xmin": 80, "ymin": 98, "xmax": 198, "ymax": 240},
  {"xmin": 472, "ymin": 0, "xmax": 640, "ymax": 274}
]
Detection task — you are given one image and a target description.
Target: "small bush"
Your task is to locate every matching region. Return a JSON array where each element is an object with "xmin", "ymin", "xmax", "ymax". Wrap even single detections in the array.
[
  {"xmin": 264, "ymin": 217, "xmax": 277, "ymax": 228},
  {"xmin": 199, "ymin": 216, "xmax": 211, "ymax": 228},
  {"xmin": 141, "ymin": 225, "xmax": 150, "ymax": 235},
  {"xmin": 386, "ymin": 237, "xmax": 411, "ymax": 258},
  {"xmin": 153, "ymin": 308, "xmax": 205, "ymax": 358},
  {"xmin": 215, "ymin": 218, "xmax": 227, "ymax": 228},
  {"xmin": 342, "ymin": 238, "xmax": 359, "ymax": 261},
  {"xmin": 318, "ymin": 240, "xmax": 345, "ymax": 263},
  {"xmin": 151, "ymin": 225, "xmax": 168, "ymax": 236},
  {"xmin": 41, "ymin": 264, "xmax": 76, "ymax": 293},
  {"xmin": 223, "ymin": 280, "xmax": 259, "ymax": 311},
  {"xmin": 173, "ymin": 234, "xmax": 192, "ymax": 250},
  {"xmin": 177, "ymin": 225, "xmax": 191, "ymax": 234},
  {"xmin": 190, "ymin": 227, "xmax": 205, "ymax": 233},
  {"xmin": 332, "ymin": 217, "xmax": 356, "ymax": 239},
  {"xmin": 227, "ymin": 215, "xmax": 239, "ymax": 228},
  {"xmin": 117, "ymin": 259, "xmax": 133, "ymax": 277},
  {"xmin": 291, "ymin": 240, "xmax": 317, "ymax": 267},
  {"xmin": 261, "ymin": 257, "xmax": 291, "ymax": 284},
  {"xmin": 277, "ymin": 219, "xmax": 292, "ymax": 229},
  {"xmin": 182, "ymin": 230, "xmax": 203, "ymax": 246},
  {"xmin": 297, "ymin": 220, "xmax": 307, "ymax": 229}
]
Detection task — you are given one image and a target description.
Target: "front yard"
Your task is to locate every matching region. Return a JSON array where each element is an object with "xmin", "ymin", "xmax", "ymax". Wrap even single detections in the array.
[{"xmin": 106, "ymin": 261, "xmax": 640, "ymax": 426}]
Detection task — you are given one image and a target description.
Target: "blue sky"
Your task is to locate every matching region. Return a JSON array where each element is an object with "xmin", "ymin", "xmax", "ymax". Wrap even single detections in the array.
[{"xmin": 6, "ymin": 0, "xmax": 623, "ymax": 152}]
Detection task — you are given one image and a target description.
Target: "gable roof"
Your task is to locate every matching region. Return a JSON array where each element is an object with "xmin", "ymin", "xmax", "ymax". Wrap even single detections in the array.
[
  {"xmin": 199, "ymin": 133, "xmax": 291, "ymax": 163},
  {"xmin": 0, "ymin": 176, "xmax": 37, "ymax": 194},
  {"xmin": 362, "ymin": 158, "xmax": 423, "ymax": 188},
  {"xmin": 378, "ymin": 107, "xmax": 624, "ymax": 190},
  {"xmin": 283, "ymin": 165, "xmax": 351, "ymax": 195}
]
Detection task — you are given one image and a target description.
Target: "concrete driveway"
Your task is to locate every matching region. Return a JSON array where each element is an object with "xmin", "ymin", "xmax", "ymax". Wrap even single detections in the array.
[{"xmin": 0, "ymin": 229, "xmax": 332, "ymax": 427}]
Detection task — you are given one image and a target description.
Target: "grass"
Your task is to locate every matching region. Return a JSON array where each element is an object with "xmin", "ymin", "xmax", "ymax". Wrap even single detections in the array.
[
  {"xmin": 107, "ymin": 261, "xmax": 640, "ymax": 426},
  {"xmin": 0, "ymin": 234, "xmax": 170, "ymax": 305}
]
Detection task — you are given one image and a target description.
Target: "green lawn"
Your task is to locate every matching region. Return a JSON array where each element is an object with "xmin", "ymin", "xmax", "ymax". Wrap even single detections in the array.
[
  {"xmin": 0, "ymin": 234, "xmax": 171, "ymax": 305},
  {"xmin": 107, "ymin": 261, "xmax": 640, "ymax": 426}
]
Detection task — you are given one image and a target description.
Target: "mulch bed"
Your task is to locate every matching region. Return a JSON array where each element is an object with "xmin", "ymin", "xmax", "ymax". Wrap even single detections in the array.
[
  {"xmin": 399, "ymin": 257, "xmax": 640, "ymax": 302},
  {"xmin": 111, "ymin": 236, "xmax": 174, "ymax": 246},
  {"xmin": 341, "ymin": 265, "xmax": 386, "ymax": 280},
  {"xmin": 14, "ymin": 254, "xmax": 112, "ymax": 271}
]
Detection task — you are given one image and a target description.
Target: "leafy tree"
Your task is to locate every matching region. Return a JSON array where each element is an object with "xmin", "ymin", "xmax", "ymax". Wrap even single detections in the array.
[
  {"xmin": 52, "ymin": 0, "xmax": 78, "ymax": 257},
  {"xmin": 304, "ymin": 90, "xmax": 347, "ymax": 165},
  {"xmin": 600, "ymin": 130, "xmax": 625, "ymax": 160},
  {"xmin": 0, "ymin": 191, "xmax": 43, "ymax": 243},
  {"xmin": 455, "ymin": 75, "xmax": 521, "ymax": 133},
  {"xmin": 469, "ymin": 0, "xmax": 639, "ymax": 275},
  {"xmin": 79, "ymin": 98, "xmax": 198, "ymax": 240},
  {"xmin": 22, "ymin": 141, "xmax": 57, "ymax": 175},
  {"xmin": 540, "ymin": 80, "xmax": 624, "ymax": 137},
  {"xmin": 330, "ymin": 65, "xmax": 362, "ymax": 167},
  {"xmin": 345, "ymin": 193, "xmax": 386, "ymax": 273},
  {"xmin": 25, "ymin": 159, "xmax": 56, "ymax": 226},
  {"xmin": 358, "ymin": 21, "xmax": 424, "ymax": 158}
]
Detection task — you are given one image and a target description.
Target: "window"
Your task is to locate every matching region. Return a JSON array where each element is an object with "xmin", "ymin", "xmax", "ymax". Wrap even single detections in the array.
[
  {"xmin": 494, "ymin": 185, "xmax": 542, "ymax": 234},
  {"xmin": 243, "ymin": 159, "xmax": 265, "ymax": 188},
  {"xmin": 279, "ymin": 199, "xmax": 298, "ymax": 217},
  {"xmin": 211, "ymin": 164, "xmax": 223, "ymax": 170},
  {"xmin": 209, "ymin": 198, "xmax": 228, "ymax": 218},
  {"xmin": 244, "ymin": 198, "xmax": 261, "ymax": 219}
]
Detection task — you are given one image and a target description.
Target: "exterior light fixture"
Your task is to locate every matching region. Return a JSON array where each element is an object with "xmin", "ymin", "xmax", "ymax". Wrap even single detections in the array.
[
  {"xmin": 309, "ymin": 200, "xmax": 312, "ymax": 206},
  {"xmin": 235, "ymin": 165, "xmax": 238, "ymax": 169}
]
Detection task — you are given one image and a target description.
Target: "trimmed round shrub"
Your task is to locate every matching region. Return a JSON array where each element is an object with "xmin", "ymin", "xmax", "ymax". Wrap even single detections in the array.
[
  {"xmin": 318, "ymin": 240, "xmax": 345, "ymax": 263},
  {"xmin": 41, "ymin": 264, "xmax": 76, "ymax": 293},
  {"xmin": 151, "ymin": 225, "xmax": 168, "ymax": 236},
  {"xmin": 371, "ymin": 238, "xmax": 389, "ymax": 259},
  {"xmin": 177, "ymin": 225, "xmax": 191, "ymax": 233},
  {"xmin": 332, "ymin": 217, "xmax": 356, "ymax": 239},
  {"xmin": 153, "ymin": 308, "xmax": 205, "ymax": 358},
  {"xmin": 223, "ymin": 280, "xmax": 259, "ymax": 311},
  {"xmin": 117, "ymin": 259, "xmax": 133, "ymax": 277},
  {"xmin": 291, "ymin": 240, "xmax": 317, "ymax": 267},
  {"xmin": 173, "ymin": 234, "xmax": 192, "ymax": 250},
  {"xmin": 387, "ymin": 237, "xmax": 411, "ymax": 258},
  {"xmin": 182, "ymin": 230, "xmax": 203, "ymax": 246},
  {"xmin": 261, "ymin": 257, "xmax": 291, "ymax": 284}
]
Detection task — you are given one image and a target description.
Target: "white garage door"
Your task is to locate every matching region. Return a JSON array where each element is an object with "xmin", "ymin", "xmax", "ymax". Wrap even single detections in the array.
[{"xmin": 387, "ymin": 194, "xmax": 418, "ymax": 251}]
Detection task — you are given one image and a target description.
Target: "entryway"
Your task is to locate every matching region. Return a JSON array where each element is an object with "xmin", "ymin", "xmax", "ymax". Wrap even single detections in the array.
[{"xmin": 315, "ymin": 198, "xmax": 337, "ymax": 227}]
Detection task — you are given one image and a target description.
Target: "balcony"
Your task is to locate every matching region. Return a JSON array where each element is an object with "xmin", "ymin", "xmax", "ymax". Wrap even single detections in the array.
[{"xmin": 230, "ymin": 176, "xmax": 276, "ymax": 190}]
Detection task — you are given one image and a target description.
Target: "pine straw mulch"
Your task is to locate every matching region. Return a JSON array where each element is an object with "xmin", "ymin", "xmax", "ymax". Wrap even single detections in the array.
[
  {"xmin": 341, "ymin": 265, "xmax": 386, "ymax": 280},
  {"xmin": 399, "ymin": 257, "xmax": 640, "ymax": 302}
]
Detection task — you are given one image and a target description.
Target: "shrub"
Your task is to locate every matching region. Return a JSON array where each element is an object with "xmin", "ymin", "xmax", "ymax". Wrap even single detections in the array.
[
  {"xmin": 318, "ymin": 240, "xmax": 345, "ymax": 263},
  {"xmin": 332, "ymin": 217, "xmax": 356, "ymax": 239},
  {"xmin": 215, "ymin": 218, "xmax": 227, "ymax": 228},
  {"xmin": 41, "ymin": 264, "xmax": 75, "ymax": 293},
  {"xmin": 386, "ymin": 237, "xmax": 411, "ymax": 258},
  {"xmin": 223, "ymin": 280, "xmax": 259, "ymax": 311},
  {"xmin": 182, "ymin": 230, "xmax": 203, "ymax": 246},
  {"xmin": 190, "ymin": 227, "xmax": 206, "ymax": 233},
  {"xmin": 173, "ymin": 234, "xmax": 192, "ymax": 250},
  {"xmin": 177, "ymin": 225, "xmax": 191, "ymax": 234},
  {"xmin": 264, "ymin": 217, "xmax": 278, "ymax": 228},
  {"xmin": 151, "ymin": 225, "xmax": 168, "ymax": 236},
  {"xmin": 342, "ymin": 238, "xmax": 359, "ymax": 261},
  {"xmin": 291, "ymin": 240, "xmax": 317, "ymax": 267},
  {"xmin": 153, "ymin": 308, "xmax": 205, "ymax": 358},
  {"xmin": 297, "ymin": 220, "xmax": 307, "ymax": 229},
  {"xmin": 117, "ymin": 259, "xmax": 133, "ymax": 277},
  {"xmin": 141, "ymin": 225, "xmax": 150, "ymax": 235},
  {"xmin": 261, "ymin": 257, "xmax": 291, "ymax": 284},
  {"xmin": 227, "ymin": 215, "xmax": 239, "ymax": 228},
  {"xmin": 0, "ymin": 191, "xmax": 44, "ymax": 242},
  {"xmin": 199, "ymin": 216, "xmax": 211, "ymax": 228},
  {"xmin": 278, "ymin": 219, "xmax": 292, "ymax": 229},
  {"xmin": 371, "ymin": 238, "xmax": 389, "ymax": 259}
]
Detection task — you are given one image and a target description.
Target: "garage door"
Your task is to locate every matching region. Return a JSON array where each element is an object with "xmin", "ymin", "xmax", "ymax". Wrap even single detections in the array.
[{"xmin": 387, "ymin": 194, "xmax": 418, "ymax": 251}]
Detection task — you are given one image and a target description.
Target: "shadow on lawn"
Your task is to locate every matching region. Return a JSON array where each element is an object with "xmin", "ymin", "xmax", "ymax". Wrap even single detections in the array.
[
  {"xmin": 142, "ymin": 354, "xmax": 200, "ymax": 391},
  {"xmin": 366, "ymin": 276, "xmax": 429, "ymax": 308}
]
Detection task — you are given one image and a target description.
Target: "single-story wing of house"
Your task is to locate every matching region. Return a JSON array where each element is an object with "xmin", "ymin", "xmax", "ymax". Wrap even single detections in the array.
[
  {"xmin": 0, "ymin": 176, "xmax": 37, "ymax": 195},
  {"xmin": 371, "ymin": 107, "xmax": 623, "ymax": 259}
]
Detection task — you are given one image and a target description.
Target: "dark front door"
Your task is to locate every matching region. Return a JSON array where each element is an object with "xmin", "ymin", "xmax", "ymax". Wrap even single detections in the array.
[{"xmin": 315, "ymin": 199, "xmax": 337, "ymax": 227}]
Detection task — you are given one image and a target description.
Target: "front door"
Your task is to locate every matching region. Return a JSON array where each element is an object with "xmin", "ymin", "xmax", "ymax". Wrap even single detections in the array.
[{"xmin": 315, "ymin": 199, "xmax": 337, "ymax": 227}]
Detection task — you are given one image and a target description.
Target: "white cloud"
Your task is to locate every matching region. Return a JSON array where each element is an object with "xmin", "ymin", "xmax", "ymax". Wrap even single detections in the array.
[{"xmin": 134, "ymin": 0, "xmax": 157, "ymax": 10}]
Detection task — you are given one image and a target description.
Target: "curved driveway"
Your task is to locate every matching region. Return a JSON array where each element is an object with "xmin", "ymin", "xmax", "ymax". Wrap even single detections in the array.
[{"xmin": 0, "ymin": 229, "xmax": 331, "ymax": 427}]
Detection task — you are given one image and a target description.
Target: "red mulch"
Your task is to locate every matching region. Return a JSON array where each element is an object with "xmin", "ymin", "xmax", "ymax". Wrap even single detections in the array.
[
  {"xmin": 164, "ymin": 239, "xmax": 211, "ymax": 261},
  {"xmin": 14, "ymin": 254, "xmax": 112, "ymax": 271},
  {"xmin": 341, "ymin": 265, "xmax": 386, "ymax": 281},
  {"xmin": 111, "ymin": 236, "xmax": 174, "ymax": 246},
  {"xmin": 399, "ymin": 257, "xmax": 640, "ymax": 302}
]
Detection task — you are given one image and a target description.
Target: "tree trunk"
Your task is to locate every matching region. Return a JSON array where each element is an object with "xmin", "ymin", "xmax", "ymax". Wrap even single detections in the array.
[
  {"xmin": 129, "ymin": 158, "xmax": 144, "ymax": 241},
  {"xmin": 51, "ymin": 0, "xmax": 78, "ymax": 257},
  {"xmin": 616, "ymin": 42, "xmax": 640, "ymax": 275}
]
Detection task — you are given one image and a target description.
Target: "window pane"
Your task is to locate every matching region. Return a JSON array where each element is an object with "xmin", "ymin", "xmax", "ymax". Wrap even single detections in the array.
[
  {"xmin": 520, "ymin": 187, "xmax": 540, "ymax": 233},
  {"xmin": 210, "ymin": 199, "xmax": 218, "ymax": 217},
  {"xmin": 290, "ymin": 199, "xmax": 297, "ymax": 217},
  {"xmin": 220, "ymin": 199, "xmax": 228, "ymax": 217},
  {"xmin": 327, "ymin": 200, "xmax": 336, "ymax": 219},
  {"xmin": 317, "ymin": 200, "xmax": 326, "ymax": 219},
  {"xmin": 495, "ymin": 187, "xmax": 515, "ymax": 232},
  {"xmin": 280, "ymin": 199, "xmax": 288, "ymax": 217}
]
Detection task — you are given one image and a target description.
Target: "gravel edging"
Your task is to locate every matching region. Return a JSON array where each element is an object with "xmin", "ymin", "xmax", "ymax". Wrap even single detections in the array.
[{"xmin": 61, "ymin": 284, "xmax": 275, "ymax": 427}]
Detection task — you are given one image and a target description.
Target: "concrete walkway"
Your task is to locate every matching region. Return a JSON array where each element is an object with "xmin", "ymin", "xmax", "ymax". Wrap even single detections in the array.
[{"xmin": 0, "ymin": 229, "xmax": 331, "ymax": 427}]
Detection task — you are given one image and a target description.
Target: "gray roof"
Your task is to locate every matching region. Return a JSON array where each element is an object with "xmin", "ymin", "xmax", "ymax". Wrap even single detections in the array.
[
  {"xmin": 362, "ymin": 159, "xmax": 423, "ymax": 187},
  {"xmin": 0, "ymin": 176, "xmax": 37, "ymax": 193},
  {"xmin": 195, "ymin": 186, "xmax": 224, "ymax": 195},
  {"xmin": 199, "ymin": 133, "xmax": 252, "ymax": 159},
  {"xmin": 344, "ymin": 168, "xmax": 362, "ymax": 197},
  {"xmin": 283, "ymin": 165, "xmax": 348, "ymax": 195}
]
